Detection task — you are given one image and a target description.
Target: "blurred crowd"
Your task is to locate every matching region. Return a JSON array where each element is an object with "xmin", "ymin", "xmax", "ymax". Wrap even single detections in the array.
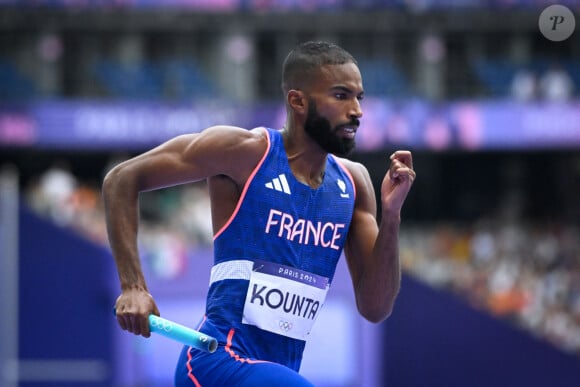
[
  {"xmin": 401, "ymin": 220, "xmax": 580, "ymax": 357},
  {"xmin": 23, "ymin": 160, "xmax": 580, "ymax": 357},
  {"xmin": 25, "ymin": 160, "xmax": 214, "ymax": 278}
]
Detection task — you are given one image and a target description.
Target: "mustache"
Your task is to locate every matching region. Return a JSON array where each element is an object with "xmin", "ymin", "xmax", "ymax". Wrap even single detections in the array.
[{"xmin": 337, "ymin": 118, "xmax": 360, "ymax": 129}]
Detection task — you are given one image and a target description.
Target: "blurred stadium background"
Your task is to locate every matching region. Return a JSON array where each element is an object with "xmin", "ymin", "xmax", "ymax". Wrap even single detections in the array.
[{"xmin": 1, "ymin": 0, "xmax": 580, "ymax": 386}]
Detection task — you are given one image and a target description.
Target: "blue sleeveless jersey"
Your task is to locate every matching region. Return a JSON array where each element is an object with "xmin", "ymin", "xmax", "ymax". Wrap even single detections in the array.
[{"xmin": 199, "ymin": 127, "xmax": 356, "ymax": 371}]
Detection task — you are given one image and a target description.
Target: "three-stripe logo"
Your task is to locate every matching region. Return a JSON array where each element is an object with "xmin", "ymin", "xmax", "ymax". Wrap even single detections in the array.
[{"xmin": 265, "ymin": 174, "xmax": 291, "ymax": 195}]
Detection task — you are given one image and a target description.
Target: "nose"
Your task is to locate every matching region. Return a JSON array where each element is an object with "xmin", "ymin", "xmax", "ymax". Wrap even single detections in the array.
[{"xmin": 349, "ymin": 99, "xmax": 363, "ymax": 120}]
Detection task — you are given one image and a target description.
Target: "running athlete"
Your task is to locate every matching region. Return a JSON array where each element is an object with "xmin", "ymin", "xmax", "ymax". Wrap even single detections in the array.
[{"xmin": 103, "ymin": 41, "xmax": 416, "ymax": 386}]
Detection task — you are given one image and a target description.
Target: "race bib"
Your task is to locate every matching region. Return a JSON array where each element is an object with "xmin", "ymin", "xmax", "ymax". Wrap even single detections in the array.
[{"xmin": 242, "ymin": 260, "xmax": 329, "ymax": 340}]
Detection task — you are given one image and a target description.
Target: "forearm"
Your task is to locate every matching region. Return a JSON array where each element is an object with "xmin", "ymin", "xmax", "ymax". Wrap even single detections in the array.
[
  {"xmin": 344, "ymin": 151, "xmax": 414, "ymax": 323},
  {"xmin": 102, "ymin": 169, "xmax": 148, "ymax": 292},
  {"xmin": 356, "ymin": 210, "xmax": 401, "ymax": 322}
]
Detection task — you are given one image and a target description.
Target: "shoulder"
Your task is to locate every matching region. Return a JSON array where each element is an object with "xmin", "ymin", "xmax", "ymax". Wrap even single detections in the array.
[
  {"xmin": 182, "ymin": 125, "xmax": 269, "ymax": 160},
  {"xmin": 185, "ymin": 125, "xmax": 270, "ymax": 183},
  {"xmin": 332, "ymin": 156, "xmax": 377, "ymax": 218},
  {"xmin": 193, "ymin": 125, "xmax": 269, "ymax": 148},
  {"xmin": 332, "ymin": 156, "xmax": 372, "ymax": 190}
]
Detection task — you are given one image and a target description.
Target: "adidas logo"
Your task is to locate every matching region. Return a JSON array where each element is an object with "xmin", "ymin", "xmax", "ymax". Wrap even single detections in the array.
[
  {"xmin": 265, "ymin": 174, "xmax": 292, "ymax": 195},
  {"xmin": 337, "ymin": 179, "xmax": 349, "ymax": 198}
]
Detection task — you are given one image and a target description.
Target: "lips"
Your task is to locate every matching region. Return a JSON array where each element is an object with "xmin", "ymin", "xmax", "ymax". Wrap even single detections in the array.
[{"xmin": 339, "ymin": 126, "xmax": 357, "ymax": 139}]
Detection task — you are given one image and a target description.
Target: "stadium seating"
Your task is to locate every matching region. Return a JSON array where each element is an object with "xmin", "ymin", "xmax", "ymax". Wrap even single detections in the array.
[
  {"xmin": 91, "ymin": 58, "xmax": 219, "ymax": 100},
  {"xmin": 0, "ymin": 58, "xmax": 37, "ymax": 100}
]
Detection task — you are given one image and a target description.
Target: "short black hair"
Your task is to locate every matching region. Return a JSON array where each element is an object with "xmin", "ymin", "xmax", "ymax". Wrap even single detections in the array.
[{"xmin": 281, "ymin": 41, "xmax": 357, "ymax": 94}]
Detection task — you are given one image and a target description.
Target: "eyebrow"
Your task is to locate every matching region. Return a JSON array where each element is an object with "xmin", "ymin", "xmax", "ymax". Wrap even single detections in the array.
[{"xmin": 330, "ymin": 85, "xmax": 365, "ymax": 96}]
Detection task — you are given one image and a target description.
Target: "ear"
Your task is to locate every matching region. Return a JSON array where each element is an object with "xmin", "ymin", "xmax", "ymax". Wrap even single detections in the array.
[{"xmin": 287, "ymin": 89, "xmax": 307, "ymax": 115}]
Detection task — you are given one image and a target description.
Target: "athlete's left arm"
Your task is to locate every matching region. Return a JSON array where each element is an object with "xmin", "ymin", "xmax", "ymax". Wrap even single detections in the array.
[{"xmin": 343, "ymin": 151, "xmax": 416, "ymax": 323}]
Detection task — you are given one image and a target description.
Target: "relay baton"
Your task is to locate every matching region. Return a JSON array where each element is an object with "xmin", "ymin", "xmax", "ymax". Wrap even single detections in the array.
[
  {"xmin": 114, "ymin": 309, "xmax": 218, "ymax": 353},
  {"xmin": 148, "ymin": 315, "xmax": 218, "ymax": 353}
]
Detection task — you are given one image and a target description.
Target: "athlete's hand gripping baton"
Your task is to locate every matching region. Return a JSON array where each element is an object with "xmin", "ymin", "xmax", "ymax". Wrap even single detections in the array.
[{"xmin": 114, "ymin": 309, "xmax": 218, "ymax": 353}]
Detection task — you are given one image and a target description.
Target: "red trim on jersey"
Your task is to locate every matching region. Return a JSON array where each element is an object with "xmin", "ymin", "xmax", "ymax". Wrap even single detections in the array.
[
  {"xmin": 224, "ymin": 328, "xmax": 269, "ymax": 364},
  {"xmin": 213, "ymin": 128, "xmax": 272, "ymax": 240}
]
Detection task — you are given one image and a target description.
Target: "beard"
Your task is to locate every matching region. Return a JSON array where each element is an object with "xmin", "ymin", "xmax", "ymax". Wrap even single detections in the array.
[{"xmin": 304, "ymin": 101, "xmax": 357, "ymax": 157}]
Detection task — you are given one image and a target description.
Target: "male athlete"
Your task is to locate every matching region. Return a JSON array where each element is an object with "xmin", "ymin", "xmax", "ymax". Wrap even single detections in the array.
[{"xmin": 103, "ymin": 41, "xmax": 416, "ymax": 386}]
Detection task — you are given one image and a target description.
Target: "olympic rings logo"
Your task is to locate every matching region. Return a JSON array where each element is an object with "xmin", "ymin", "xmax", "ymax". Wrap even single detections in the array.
[
  {"xmin": 150, "ymin": 316, "xmax": 173, "ymax": 333},
  {"xmin": 278, "ymin": 320, "xmax": 293, "ymax": 332}
]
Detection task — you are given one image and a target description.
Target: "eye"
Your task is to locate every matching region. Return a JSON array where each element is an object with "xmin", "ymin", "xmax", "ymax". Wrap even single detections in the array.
[
  {"xmin": 334, "ymin": 93, "xmax": 347, "ymax": 100},
  {"xmin": 357, "ymin": 95, "xmax": 364, "ymax": 101}
]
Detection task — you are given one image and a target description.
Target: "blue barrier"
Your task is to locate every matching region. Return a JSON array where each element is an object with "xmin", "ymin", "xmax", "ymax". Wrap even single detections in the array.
[
  {"xmin": 18, "ymin": 205, "xmax": 116, "ymax": 386},
  {"xmin": 383, "ymin": 274, "xmax": 580, "ymax": 387}
]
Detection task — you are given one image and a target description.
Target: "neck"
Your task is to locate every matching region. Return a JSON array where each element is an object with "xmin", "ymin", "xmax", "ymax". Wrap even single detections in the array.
[{"xmin": 280, "ymin": 125, "xmax": 328, "ymax": 189}]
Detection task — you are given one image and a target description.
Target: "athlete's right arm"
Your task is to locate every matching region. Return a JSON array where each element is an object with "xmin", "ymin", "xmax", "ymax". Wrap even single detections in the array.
[{"xmin": 102, "ymin": 125, "xmax": 267, "ymax": 337}]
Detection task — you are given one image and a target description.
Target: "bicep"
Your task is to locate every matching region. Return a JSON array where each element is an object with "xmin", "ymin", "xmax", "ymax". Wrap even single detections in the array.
[{"xmin": 112, "ymin": 126, "xmax": 264, "ymax": 192}]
